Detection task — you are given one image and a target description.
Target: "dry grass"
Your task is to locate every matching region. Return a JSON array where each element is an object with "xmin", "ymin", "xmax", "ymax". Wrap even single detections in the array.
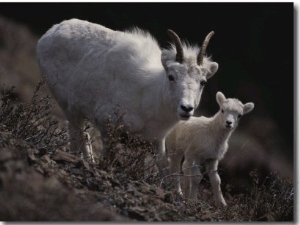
[
  {"xmin": 0, "ymin": 82, "xmax": 294, "ymax": 221},
  {"xmin": 99, "ymin": 108, "xmax": 158, "ymax": 182},
  {"xmin": 0, "ymin": 80, "xmax": 68, "ymax": 153}
]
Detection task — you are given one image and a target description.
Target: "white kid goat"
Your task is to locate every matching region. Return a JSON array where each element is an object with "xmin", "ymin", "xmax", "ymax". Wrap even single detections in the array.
[
  {"xmin": 36, "ymin": 18, "xmax": 218, "ymax": 171},
  {"xmin": 166, "ymin": 91, "xmax": 254, "ymax": 207}
]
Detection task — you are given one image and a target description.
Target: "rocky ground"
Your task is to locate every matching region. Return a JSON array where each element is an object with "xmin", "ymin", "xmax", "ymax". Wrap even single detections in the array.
[
  {"xmin": 0, "ymin": 139, "xmax": 292, "ymax": 222},
  {"xmin": 0, "ymin": 78, "xmax": 294, "ymax": 222}
]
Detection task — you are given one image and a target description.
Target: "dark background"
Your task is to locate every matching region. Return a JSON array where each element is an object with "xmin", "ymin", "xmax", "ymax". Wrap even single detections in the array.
[{"xmin": 0, "ymin": 2, "xmax": 294, "ymax": 161}]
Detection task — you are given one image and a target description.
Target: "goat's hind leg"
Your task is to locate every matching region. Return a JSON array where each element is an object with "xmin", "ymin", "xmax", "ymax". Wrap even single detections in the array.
[
  {"xmin": 182, "ymin": 157, "xmax": 201, "ymax": 200},
  {"xmin": 67, "ymin": 114, "xmax": 95, "ymax": 163},
  {"xmin": 205, "ymin": 159, "xmax": 227, "ymax": 207}
]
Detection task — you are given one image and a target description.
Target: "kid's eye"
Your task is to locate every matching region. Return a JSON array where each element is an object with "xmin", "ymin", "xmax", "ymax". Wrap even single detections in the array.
[
  {"xmin": 221, "ymin": 109, "xmax": 224, "ymax": 113},
  {"xmin": 238, "ymin": 114, "xmax": 242, "ymax": 118}
]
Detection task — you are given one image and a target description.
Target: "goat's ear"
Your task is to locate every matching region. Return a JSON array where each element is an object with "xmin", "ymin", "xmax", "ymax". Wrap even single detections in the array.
[
  {"xmin": 216, "ymin": 91, "xmax": 226, "ymax": 105},
  {"xmin": 205, "ymin": 61, "xmax": 218, "ymax": 79},
  {"xmin": 243, "ymin": 102, "xmax": 255, "ymax": 114},
  {"xmin": 161, "ymin": 50, "xmax": 172, "ymax": 70}
]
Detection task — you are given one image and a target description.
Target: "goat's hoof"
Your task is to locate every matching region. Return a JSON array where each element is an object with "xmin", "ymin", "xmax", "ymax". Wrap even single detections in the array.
[{"xmin": 216, "ymin": 201, "xmax": 227, "ymax": 208}]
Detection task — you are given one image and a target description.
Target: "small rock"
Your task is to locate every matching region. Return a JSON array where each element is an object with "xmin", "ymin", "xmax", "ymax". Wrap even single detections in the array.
[
  {"xmin": 0, "ymin": 150, "xmax": 13, "ymax": 162},
  {"xmin": 52, "ymin": 149, "xmax": 79, "ymax": 164}
]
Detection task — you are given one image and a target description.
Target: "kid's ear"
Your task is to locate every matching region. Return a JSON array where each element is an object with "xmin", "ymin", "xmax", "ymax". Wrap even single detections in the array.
[
  {"xmin": 216, "ymin": 91, "xmax": 226, "ymax": 105},
  {"xmin": 243, "ymin": 102, "xmax": 255, "ymax": 114}
]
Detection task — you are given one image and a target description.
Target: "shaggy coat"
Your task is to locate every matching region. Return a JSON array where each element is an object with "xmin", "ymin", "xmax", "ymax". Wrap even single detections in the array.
[{"xmin": 36, "ymin": 18, "xmax": 218, "ymax": 170}]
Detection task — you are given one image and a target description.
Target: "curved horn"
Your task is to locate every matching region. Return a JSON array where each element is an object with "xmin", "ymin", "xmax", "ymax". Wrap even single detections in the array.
[
  {"xmin": 167, "ymin": 29, "xmax": 184, "ymax": 63},
  {"xmin": 197, "ymin": 31, "xmax": 215, "ymax": 65}
]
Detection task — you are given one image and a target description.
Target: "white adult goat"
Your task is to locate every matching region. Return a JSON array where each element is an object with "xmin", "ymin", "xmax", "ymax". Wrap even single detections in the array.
[
  {"xmin": 166, "ymin": 92, "xmax": 254, "ymax": 207},
  {"xmin": 36, "ymin": 18, "xmax": 218, "ymax": 170}
]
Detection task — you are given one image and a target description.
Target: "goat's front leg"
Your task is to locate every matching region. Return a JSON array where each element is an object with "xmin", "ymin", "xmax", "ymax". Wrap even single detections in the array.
[
  {"xmin": 82, "ymin": 131, "xmax": 95, "ymax": 163},
  {"xmin": 168, "ymin": 150, "xmax": 184, "ymax": 194},
  {"xmin": 156, "ymin": 138, "xmax": 169, "ymax": 177},
  {"xmin": 205, "ymin": 159, "xmax": 227, "ymax": 207},
  {"xmin": 182, "ymin": 156, "xmax": 201, "ymax": 200}
]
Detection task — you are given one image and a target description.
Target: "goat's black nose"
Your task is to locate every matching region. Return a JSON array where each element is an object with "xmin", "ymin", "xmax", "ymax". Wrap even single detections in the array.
[
  {"xmin": 181, "ymin": 105, "xmax": 194, "ymax": 113},
  {"xmin": 226, "ymin": 121, "xmax": 232, "ymax": 125}
]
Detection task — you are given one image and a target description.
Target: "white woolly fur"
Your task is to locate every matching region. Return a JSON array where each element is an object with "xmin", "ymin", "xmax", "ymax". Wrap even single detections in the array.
[
  {"xmin": 166, "ymin": 91, "xmax": 254, "ymax": 207},
  {"xmin": 36, "ymin": 18, "xmax": 219, "ymax": 170}
]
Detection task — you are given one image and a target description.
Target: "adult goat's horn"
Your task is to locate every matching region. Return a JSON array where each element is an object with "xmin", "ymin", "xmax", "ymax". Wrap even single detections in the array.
[
  {"xmin": 167, "ymin": 29, "xmax": 184, "ymax": 63},
  {"xmin": 197, "ymin": 31, "xmax": 215, "ymax": 65}
]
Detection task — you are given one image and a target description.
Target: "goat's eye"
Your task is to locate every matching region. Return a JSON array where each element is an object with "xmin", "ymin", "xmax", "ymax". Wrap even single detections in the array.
[
  {"xmin": 168, "ymin": 75, "xmax": 175, "ymax": 81},
  {"xmin": 238, "ymin": 114, "xmax": 242, "ymax": 118},
  {"xmin": 200, "ymin": 80, "xmax": 207, "ymax": 86},
  {"xmin": 221, "ymin": 109, "xmax": 224, "ymax": 113}
]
